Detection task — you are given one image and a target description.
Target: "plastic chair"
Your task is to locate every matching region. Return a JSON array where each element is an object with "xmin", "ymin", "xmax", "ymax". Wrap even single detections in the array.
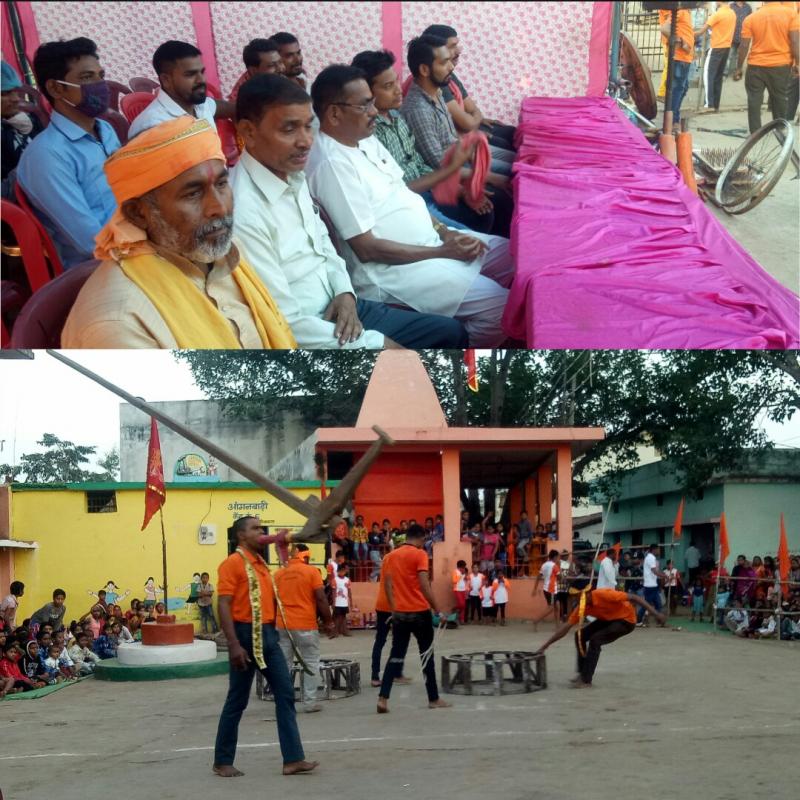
[
  {"xmin": 13, "ymin": 182, "xmax": 64, "ymax": 279},
  {"xmin": 105, "ymin": 80, "xmax": 131, "ymax": 112},
  {"xmin": 128, "ymin": 76, "xmax": 159, "ymax": 94},
  {"xmin": 9, "ymin": 259, "xmax": 100, "ymax": 348},
  {"xmin": 1, "ymin": 198, "xmax": 60, "ymax": 293},
  {"xmin": 99, "ymin": 108, "xmax": 130, "ymax": 145},
  {"xmin": 120, "ymin": 91, "xmax": 156, "ymax": 124}
]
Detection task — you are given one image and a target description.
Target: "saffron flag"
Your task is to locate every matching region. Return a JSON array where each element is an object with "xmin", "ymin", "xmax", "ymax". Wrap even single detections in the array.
[
  {"xmin": 464, "ymin": 349, "xmax": 479, "ymax": 393},
  {"xmin": 141, "ymin": 418, "xmax": 166, "ymax": 530},
  {"xmin": 718, "ymin": 512, "xmax": 730, "ymax": 569},
  {"xmin": 672, "ymin": 498, "xmax": 684, "ymax": 539},
  {"xmin": 778, "ymin": 513, "xmax": 790, "ymax": 600}
]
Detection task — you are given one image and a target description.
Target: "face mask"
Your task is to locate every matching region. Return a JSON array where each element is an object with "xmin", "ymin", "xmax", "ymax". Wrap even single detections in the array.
[{"xmin": 57, "ymin": 79, "xmax": 110, "ymax": 117}]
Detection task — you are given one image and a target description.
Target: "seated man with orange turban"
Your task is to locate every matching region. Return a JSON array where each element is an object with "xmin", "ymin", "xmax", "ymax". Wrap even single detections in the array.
[{"xmin": 62, "ymin": 116, "xmax": 296, "ymax": 348}]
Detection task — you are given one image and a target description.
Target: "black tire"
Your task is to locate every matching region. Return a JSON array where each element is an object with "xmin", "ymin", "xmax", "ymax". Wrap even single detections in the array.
[{"xmin": 715, "ymin": 119, "xmax": 794, "ymax": 215}]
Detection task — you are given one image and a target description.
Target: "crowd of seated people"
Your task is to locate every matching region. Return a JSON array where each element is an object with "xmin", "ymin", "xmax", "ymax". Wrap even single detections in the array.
[
  {"xmin": 0, "ymin": 584, "xmax": 177, "ymax": 696},
  {"xmin": 2, "ymin": 20, "xmax": 522, "ymax": 350}
]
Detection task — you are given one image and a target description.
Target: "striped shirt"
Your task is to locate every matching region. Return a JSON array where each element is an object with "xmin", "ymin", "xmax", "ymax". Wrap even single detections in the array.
[
  {"xmin": 373, "ymin": 109, "xmax": 432, "ymax": 183},
  {"xmin": 400, "ymin": 81, "xmax": 458, "ymax": 170}
]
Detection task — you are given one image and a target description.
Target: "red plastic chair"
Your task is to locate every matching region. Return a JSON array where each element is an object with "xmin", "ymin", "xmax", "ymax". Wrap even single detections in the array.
[
  {"xmin": 129, "ymin": 76, "xmax": 159, "ymax": 94},
  {"xmin": 99, "ymin": 108, "xmax": 130, "ymax": 145},
  {"xmin": 9, "ymin": 260, "xmax": 100, "ymax": 348},
  {"xmin": 1, "ymin": 198, "xmax": 61, "ymax": 293},
  {"xmin": 13, "ymin": 183, "xmax": 64, "ymax": 279},
  {"xmin": 204, "ymin": 83, "xmax": 239, "ymax": 165},
  {"xmin": 120, "ymin": 91, "xmax": 156, "ymax": 124},
  {"xmin": 105, "ymin": 80, "xmax": 131, "ymax": 112}
]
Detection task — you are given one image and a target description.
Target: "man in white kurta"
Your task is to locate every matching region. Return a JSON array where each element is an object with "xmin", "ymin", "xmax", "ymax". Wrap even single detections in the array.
[{"xmin": 305, "ymin": 65, "xmax": 513, "ymax": 346}]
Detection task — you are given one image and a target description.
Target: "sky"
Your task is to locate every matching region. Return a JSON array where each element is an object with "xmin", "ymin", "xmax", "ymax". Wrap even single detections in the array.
[{"xmin": 0, "ymin": 351, "xmax": 799, "ymax": 472}]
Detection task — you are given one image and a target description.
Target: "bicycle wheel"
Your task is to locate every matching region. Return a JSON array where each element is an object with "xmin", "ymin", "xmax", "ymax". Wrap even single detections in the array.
[{"xmin": 715, "ymin": 119, "xmax": 794, "ymax": 214}]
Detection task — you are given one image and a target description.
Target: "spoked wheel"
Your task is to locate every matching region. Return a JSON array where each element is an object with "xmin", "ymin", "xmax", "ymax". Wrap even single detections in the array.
[{"xmin": 715, "ymin": 119, "xmax": 794, "ymax": 214}]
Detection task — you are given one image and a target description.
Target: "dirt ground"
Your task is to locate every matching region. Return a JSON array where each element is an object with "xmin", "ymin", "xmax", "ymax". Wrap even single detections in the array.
[{"xmin": 1, "ymin": 621, "xmax": 797, "ymax": 800}]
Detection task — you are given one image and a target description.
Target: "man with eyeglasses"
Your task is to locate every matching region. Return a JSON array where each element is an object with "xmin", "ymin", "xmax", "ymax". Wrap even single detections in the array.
[
  {"xmin": 16, "ymin": 37, "xmax": 120, "ymax": 268},
  {"xmin": 306, "ymin": 65, "xmax": 514, "ymax": 347}
]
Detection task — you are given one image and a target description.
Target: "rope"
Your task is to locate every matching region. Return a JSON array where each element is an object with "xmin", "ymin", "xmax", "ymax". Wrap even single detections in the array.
[{"xmin": 419, "ymin": 618, "xmax": 448, "ymax": 677}]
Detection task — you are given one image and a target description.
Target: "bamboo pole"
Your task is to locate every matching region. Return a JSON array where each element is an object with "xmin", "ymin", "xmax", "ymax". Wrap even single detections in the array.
[{"xmin": 159, "ymin": 507, "xmax": 169, "ymax": 615}]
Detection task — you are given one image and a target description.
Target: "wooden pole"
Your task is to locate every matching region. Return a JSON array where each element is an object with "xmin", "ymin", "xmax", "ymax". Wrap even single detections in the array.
[
  {"xmin": 159, "ymin": 507, "xmax": 169, "ymax": 614},
  {"xmin": 666, "ymin": 529, "xmax": 675, "ymax": 617}
]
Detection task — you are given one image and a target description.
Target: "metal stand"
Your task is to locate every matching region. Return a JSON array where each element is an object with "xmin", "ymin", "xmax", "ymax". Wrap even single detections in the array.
[
  {"xmin": 256, "ymin": 657, "xmax": 360, "ymax": 701},
  {"xmin": 441, "ymin": 651, "xmax": 547, "ymax": 696}
]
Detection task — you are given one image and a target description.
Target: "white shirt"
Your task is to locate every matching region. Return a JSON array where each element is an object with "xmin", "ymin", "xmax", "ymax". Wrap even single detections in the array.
[
  {"xmin": 664, "ymin": 567, "xmax": 679, "ymax": 588},
  {"xmin": 468, "ymin": 574, "xmax": 484, "ymax": 596},
  {"xmin": 539, "ymin": 560, "xmax": 558, "ymax": 593},
  {"xmin": 454, "ymin": 571, "xmax": 467, "ymax": 592},
  {"xmin": 0, "ymin": 594, "xmax": 18, "ymax": 629},
  {"xmin": 231, "ymin": 151, "xmax": 384, "ymax": 349},
  {"xmin": 127, "ymin": 87, "xmax": 217, "ymax": 139},
  {"xmin": 305, "ymin": 131, "xmax": 483, "ymax": 316},
  {"xmin": 684, "ymin": 546, "xmax": 701, "ymax": 570},
  {"xmin": 643, "ymin": 552, "xmax": 660, "ymax": 588},
  {"xmin": 492, "ymin": 580, "xmax": 509, "ymax": 604},
  {"xmin": 334, "ymin": 575, "xmax": 351, "ymax": 607},
  {"xmin": 597, "ymin": 556, "xmax": 617, "ymax": 590}
]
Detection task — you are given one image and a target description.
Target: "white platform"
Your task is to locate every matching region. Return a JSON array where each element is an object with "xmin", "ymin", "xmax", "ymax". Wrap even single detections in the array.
[{"xmin": 116, "ymin": 640, "xmax": 217, "ymax": 666}]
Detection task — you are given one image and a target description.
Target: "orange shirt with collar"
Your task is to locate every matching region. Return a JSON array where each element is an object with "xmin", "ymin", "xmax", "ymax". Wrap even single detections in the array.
[
  {"xmin": 217, "ymin": 548, "xmax": 276, "ymax": 624},
  {"xmin": 567, "ymin": 589, "xmax": 636, "ymax": 626},
  {"xmin": 742, "ymin": 3, "xmax": 795, "ymax": 67},
  {"xmin": 375, "ymin": 550, "xmax": 397, "ymax": 613},
  {"xmin": 384, "ymin": 544, "xmax": 429, "ymax": 613},
  {"xmin": 707, "ymin": 5, "xmax": 737, "ymax": 49},
  {"xmin": 274, "ymin": 556, "xmax": 324, "ymax": 630},
  {"xmin": 659, "ymin": 9, "xmax": 696, "ymax": 64}
]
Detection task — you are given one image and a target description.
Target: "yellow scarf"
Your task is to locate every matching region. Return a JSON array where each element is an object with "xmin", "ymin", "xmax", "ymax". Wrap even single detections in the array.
[
  {"xmin": 569, "ymin": 587, "xmax": 590, "ymax": 657},
  {"xmin": 118, "ymin": 252, "xmax": 297, "ymax": 349},
  {"xmin": 236, "ymin": 547, "xmax": 266, "ymax": 670}
]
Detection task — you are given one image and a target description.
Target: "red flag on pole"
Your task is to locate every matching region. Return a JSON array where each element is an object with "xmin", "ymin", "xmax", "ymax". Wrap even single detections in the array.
[
  {"xmin": 778, "ymin": 513, "xmax": 790, "ymax": 600},
  {"xmin": 464, "ymin": 349, "xmax": 479, "ymax": 393},
  {"xmin": 141, "ymin": 418, "xmax": 166, "ymax": 531},
  {"xmin": 718, "ymin": 512, "xmax": 730, "ymax": 569},
  {"xmin": 672, "ymin": 498, "xmax": 684, "ymax": 539}
]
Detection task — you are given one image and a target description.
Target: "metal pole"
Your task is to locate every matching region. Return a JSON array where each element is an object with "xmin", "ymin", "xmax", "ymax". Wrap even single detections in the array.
[
  {"xmin": 159, "ymin": 508, "xmax": 169, "ymax": 615},
  {"xmin": 663, "ymin": 9, "xmax": 679, "ymax": 134},
  {"xmin": 609, "ymin": 1, "xmax": 623, "ymax": 86}
]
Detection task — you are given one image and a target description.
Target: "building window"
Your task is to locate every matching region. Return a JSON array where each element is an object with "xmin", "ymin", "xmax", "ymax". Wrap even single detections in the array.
[
  {"xmin": 631, "ymin": 530, "xmax": 643, "ymax": 547},
  {"xmin": 87, "ymin": 491, "xmax": 117, "ymax": 513},
  {"xmin": 656, "ymin": 494, "xmax": 664, "ymax": 506},
  {"xmin": 612, "ymin": 501, "xmax": 619, "ymax": 514}
]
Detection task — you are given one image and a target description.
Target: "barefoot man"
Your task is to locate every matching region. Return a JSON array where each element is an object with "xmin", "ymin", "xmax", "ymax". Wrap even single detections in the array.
[
  {"xmin": 377, "ymin": 523, "xmax": 450, "ymax": 713},
  {"xmin": 533, "ymin": 579, "xmax": 667, "ymax": 689},
  {"xmin": 213, "ymin": 516, "xmax": 318, "ymax": 777}
]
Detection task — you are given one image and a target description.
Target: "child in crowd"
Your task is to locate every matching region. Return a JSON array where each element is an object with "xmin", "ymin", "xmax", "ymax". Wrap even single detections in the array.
[
  {"xmin": 690, "ymin": 578, "xmax": 705, "ymax": 622},
  {"xmin": 93, "ymin": 627, "xmax": 117, "ymax": 660},
  {"xmin": 507, "ymin": 524, "xmax": 518, "ymax": 578},
  {"xmin": 480, "ymin": 579, "xmax": 495, "ymax": 624},
  {"xmin": 491, "ymin": 569, "xmax": 510, "ymax": 626},
  {"xmin": 725, "ymin": 598, "xmax": 749, "ymax": 636},
  {"xmin": 479, "ymin": 515, "xmax": 500, "ymax": 572},
  {"xmin": 68, "ymin": 632, "xmax": 101, "ymax": 675},
  {"xmin": 53, "ymin": 631, "xmax": 77, "ymax": 678},
  {"xmin": 82, "ymin": 604, "xmax": 106, "ymax": 639},
  {"xmin": 334, "ymin": 564, "xmax": 352, "ymax": 637},
  {"xmin": 368, "ymin": 526, "xmax": 384, "ymax": 581},
  {"xmin": 112, "ymin": 621, "xmax": 135, "ymax": 644},
  {"xmin": 351, "ymin": 515, "xmax": 369, "ymax": 562},
  {"xmin": 452, "ymin": 560, "xmax": 468, "ymax": 624},
  {"xmin": 42, "ymin": 645, "xmax": 67, "ymax": 683},
  {"xmin": 197, "ymin": 572, "xmax": 219, "ymax": 634},
  {"xmin": 0, "ymin": 641, "xmax": 38, "ymax": 696},
  {"xmin": 22, "ymin": 640, "xmax": 51, "ymax": 685},
  {"xmin": 467, "ymin": 563, "xmax": 485, "ymax": 624}
]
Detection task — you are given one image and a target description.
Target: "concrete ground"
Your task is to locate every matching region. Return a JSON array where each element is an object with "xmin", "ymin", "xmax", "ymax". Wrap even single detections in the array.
[
  {"xmin": 2, "ymin": 620, "xmax": 797, "ymax": 800},
  {"xmin": 653, "ymin": 67, "xmax": 800, "ymax": 294}
]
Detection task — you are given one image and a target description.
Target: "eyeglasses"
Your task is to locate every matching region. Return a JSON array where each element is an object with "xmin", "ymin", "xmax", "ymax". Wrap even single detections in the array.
[{"xmin": 333, "ymin": 99, "xmax": 376, "ymax": 114}]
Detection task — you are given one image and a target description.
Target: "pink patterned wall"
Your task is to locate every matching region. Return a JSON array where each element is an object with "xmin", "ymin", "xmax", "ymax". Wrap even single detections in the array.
[
  {"xmin": 29, "ymin": 1, "xmax": 196, "ymax": 84},
  {"xmin": 402, "ymin": 1, "xmax": 597, "ymax": 123},
  {"xmin": 210, "ymin": 1, "xmax": 383, "ymax": 96}
]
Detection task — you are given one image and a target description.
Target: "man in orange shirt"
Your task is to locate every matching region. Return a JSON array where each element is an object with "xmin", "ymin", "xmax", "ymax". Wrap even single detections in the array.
[
  {"xmin": 275, "ymin": 544, "xmax": 335, "ymax": 713},
  {"xmin": 659, "ymin": 8, "xmax": 697, "ymax": 128},
  {"xmin": 213, "ymin": 517, "xmax": 318, "ymax": 778},
  {"xmin": 698, "ymin": 2, "xmax": 737, "ymax": 110},
  {"xmin": 734, "ymin": 1, "xmax": 799, "ymax": 131},
  {"xmin": 533, "ymin": 580, "xmax": 666, "ymax": 689},
  {"xmin": 377, "ymin": 524, "xmax": 451, "ymax": 713}
]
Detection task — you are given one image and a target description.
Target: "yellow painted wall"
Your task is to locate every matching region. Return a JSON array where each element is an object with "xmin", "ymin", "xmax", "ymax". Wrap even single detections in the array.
[{"xmin": 8, "ymin": 482, "xmax": 330, "ymax": 626}]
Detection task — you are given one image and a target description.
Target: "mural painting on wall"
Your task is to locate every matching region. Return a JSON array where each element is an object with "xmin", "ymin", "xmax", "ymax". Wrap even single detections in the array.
[
  {"xmin": 173, "ymin": 453, "xmax": 220, "ymax": 482},
  {"xmin": 142, "ymin": 577, "xmax": 163, "ymax": 610},
  {"xmin": 87, "ymin": 580, "xmax": 131, "ymax": 608}
]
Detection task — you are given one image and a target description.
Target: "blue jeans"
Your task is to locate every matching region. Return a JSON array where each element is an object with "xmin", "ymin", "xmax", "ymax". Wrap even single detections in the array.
[
  {"xmin": 199, "ymin": 604, "xmax": 218, "ymax": 633},
  {"xmin": 634, "ymin": 588, "xmax": 647, "ymax": 622},
  {"xmin": 355, "ymin": 298, "xmax": 468, "ymax": 348},
  {"xmin": 643, "ymin": 586, "xmax": 663, "ymax": 616},
  {"xmin": 669, "ymin": 59, "xmax": 691, "ymax": 123},
  {"xmin": 354, "ymin": 542, "xmax": 369, "ymax": 561},
  {"xmin": 214, "ymin": 622, "xmax": 304, "ymax": 766}
]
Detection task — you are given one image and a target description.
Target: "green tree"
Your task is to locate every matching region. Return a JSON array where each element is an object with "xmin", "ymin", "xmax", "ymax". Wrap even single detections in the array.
[
  {"xmin": 177, "ymin": 350, "xmax": 798, "ymax": 502},
  {"xmin": 96, "ymin": 447, "xmax": 120, "ymax": 482},
  {"xmin": 3, "ymin": 434, "xmax": 112, "ymax": 483}
]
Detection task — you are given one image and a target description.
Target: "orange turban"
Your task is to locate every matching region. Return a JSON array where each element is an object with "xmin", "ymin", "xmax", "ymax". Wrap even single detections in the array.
[{"xmin": 94, "ymin": 116, "xmax": 225, "ymax": 260}]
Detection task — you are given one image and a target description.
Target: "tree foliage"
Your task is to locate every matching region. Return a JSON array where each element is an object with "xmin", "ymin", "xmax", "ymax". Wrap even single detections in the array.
[{"xmin": 177, "ymin": 350, "xmax": 798, "ymax": 500}]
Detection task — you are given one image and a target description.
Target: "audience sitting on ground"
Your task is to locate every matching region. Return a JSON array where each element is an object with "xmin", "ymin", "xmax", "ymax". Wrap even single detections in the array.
[
  {"xmin": 60, "ymin": 115, "xmax": 296, "ymax": 349},
  {"xmin": 29, "ymin": 589, "xmax": 67, "ymax": 633},
  {"xmin": 1, "ymin": 61, "xmax": 43, "ymax": 195},
  {"xmin": 68, "ymin": 631, "xmax": 101, "ymax": 675},
  {"xmin": 231, "ymin": 74, "xmax": 468, "ymax": 349},
  {"xmin": 229, "ymin": 38, "xmax": 285, "ymax": 102},
  {"xmin": 307, "ymin": 64, "xmax": 514, "ymax": 347},
  {"xmin": 272, "ymin": 32, "xmax": 306, "ymax": 89},
  {"xmin": 16, "ymin": 38, "xmax": 120, "ymax": 268},
  {"xmin": 128, "ymin": 40, "xmax": 234, "ymax": 139},
  {"xmin": 0, "ymin": 640, "xmax": 41, "ymax": 696}
]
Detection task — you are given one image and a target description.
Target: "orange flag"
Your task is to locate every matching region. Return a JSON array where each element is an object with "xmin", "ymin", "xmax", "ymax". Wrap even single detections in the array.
[
  {"xmin": 464, "ymin": 350, "xmax": 479, "ymax": 393},
  {"xmin": 141, "ymin": 418, "xmax": 166, "ymax": 530},
  {"xmin": 718, "ymin": 512, "xmax": 730, "ymax": 569},
  {"xmin": 611, "ymin": 541, "xmax": 622, "ymax": 558},
  {"xmin": 778, "ymin": 514, "xmax": 790, "ymax": 600},
  {"xmin": 672, "ymin": 498, "xmax": 684, "ymax": 539}
]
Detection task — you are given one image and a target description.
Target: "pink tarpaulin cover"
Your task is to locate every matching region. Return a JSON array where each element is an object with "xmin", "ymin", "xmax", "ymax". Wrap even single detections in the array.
[{"xmin": 502, "ymin": 96, "xmax": 799, "ymax": 349}]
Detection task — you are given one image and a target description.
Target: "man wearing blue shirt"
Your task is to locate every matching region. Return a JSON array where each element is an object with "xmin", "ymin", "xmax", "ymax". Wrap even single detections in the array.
[{"xmin": 17, "ymin": 38, "xmax": 119, "ymax": 268}]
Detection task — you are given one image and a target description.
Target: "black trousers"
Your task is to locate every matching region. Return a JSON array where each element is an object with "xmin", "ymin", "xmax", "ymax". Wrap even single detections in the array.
[
  {"xmin": 745, "ymin": 64, "xmax": 792, "ymax": 133},
  {"xmin": 380, "ymin": 610, "xmax": 438, "ymax": 701},
  {"xmin": 787, "ymin": 70, "xmax": 799, "ymax": 122},
  {"xmin": 371, "ymin": 610, "xmax": 405, "ymax": 681},
  {"xmin": 574, "ymin": 619, "xmax": 636, "ymax": 684},
  {"xmin": 706, "ymin": 47, "xmax": 729, "ymax": 110},
  {"xmin": 467, "ymin": 595, "xmax": 482, "ymax": 622},
  {"xmin": 356, "ymin": 298, "xmax": 468, "ymax": 349},
  {"xmin": 481, "ymin": 120, "xmax": 517, "ymax": 151}
]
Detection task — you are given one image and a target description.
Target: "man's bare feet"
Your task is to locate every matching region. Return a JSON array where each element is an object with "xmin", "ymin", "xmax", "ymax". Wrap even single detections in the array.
[
  {"xmin": 370, "ymin": 679, "xmax": 382, "ymax": 687},
  {"xmin": 282, "ymin": 760, "xmax": 319, "ymax": 776},
  {"xmin": 395, "ymin": 676, "xmax": 413, "ymax": 685},
  {"xmin": 213, "ymin": 764, "xmax": 244, "ymax": 777},
  {"xmin": 428, "ymin": 698, "xmax": 451, "ymax": 709},
  {"xmin": 569, "ymin": 680, "xmax": 592, "ymax": 689},
  {"xmin": 377, "ymin": 697, "xmax": 389, "ymax": 713}
]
